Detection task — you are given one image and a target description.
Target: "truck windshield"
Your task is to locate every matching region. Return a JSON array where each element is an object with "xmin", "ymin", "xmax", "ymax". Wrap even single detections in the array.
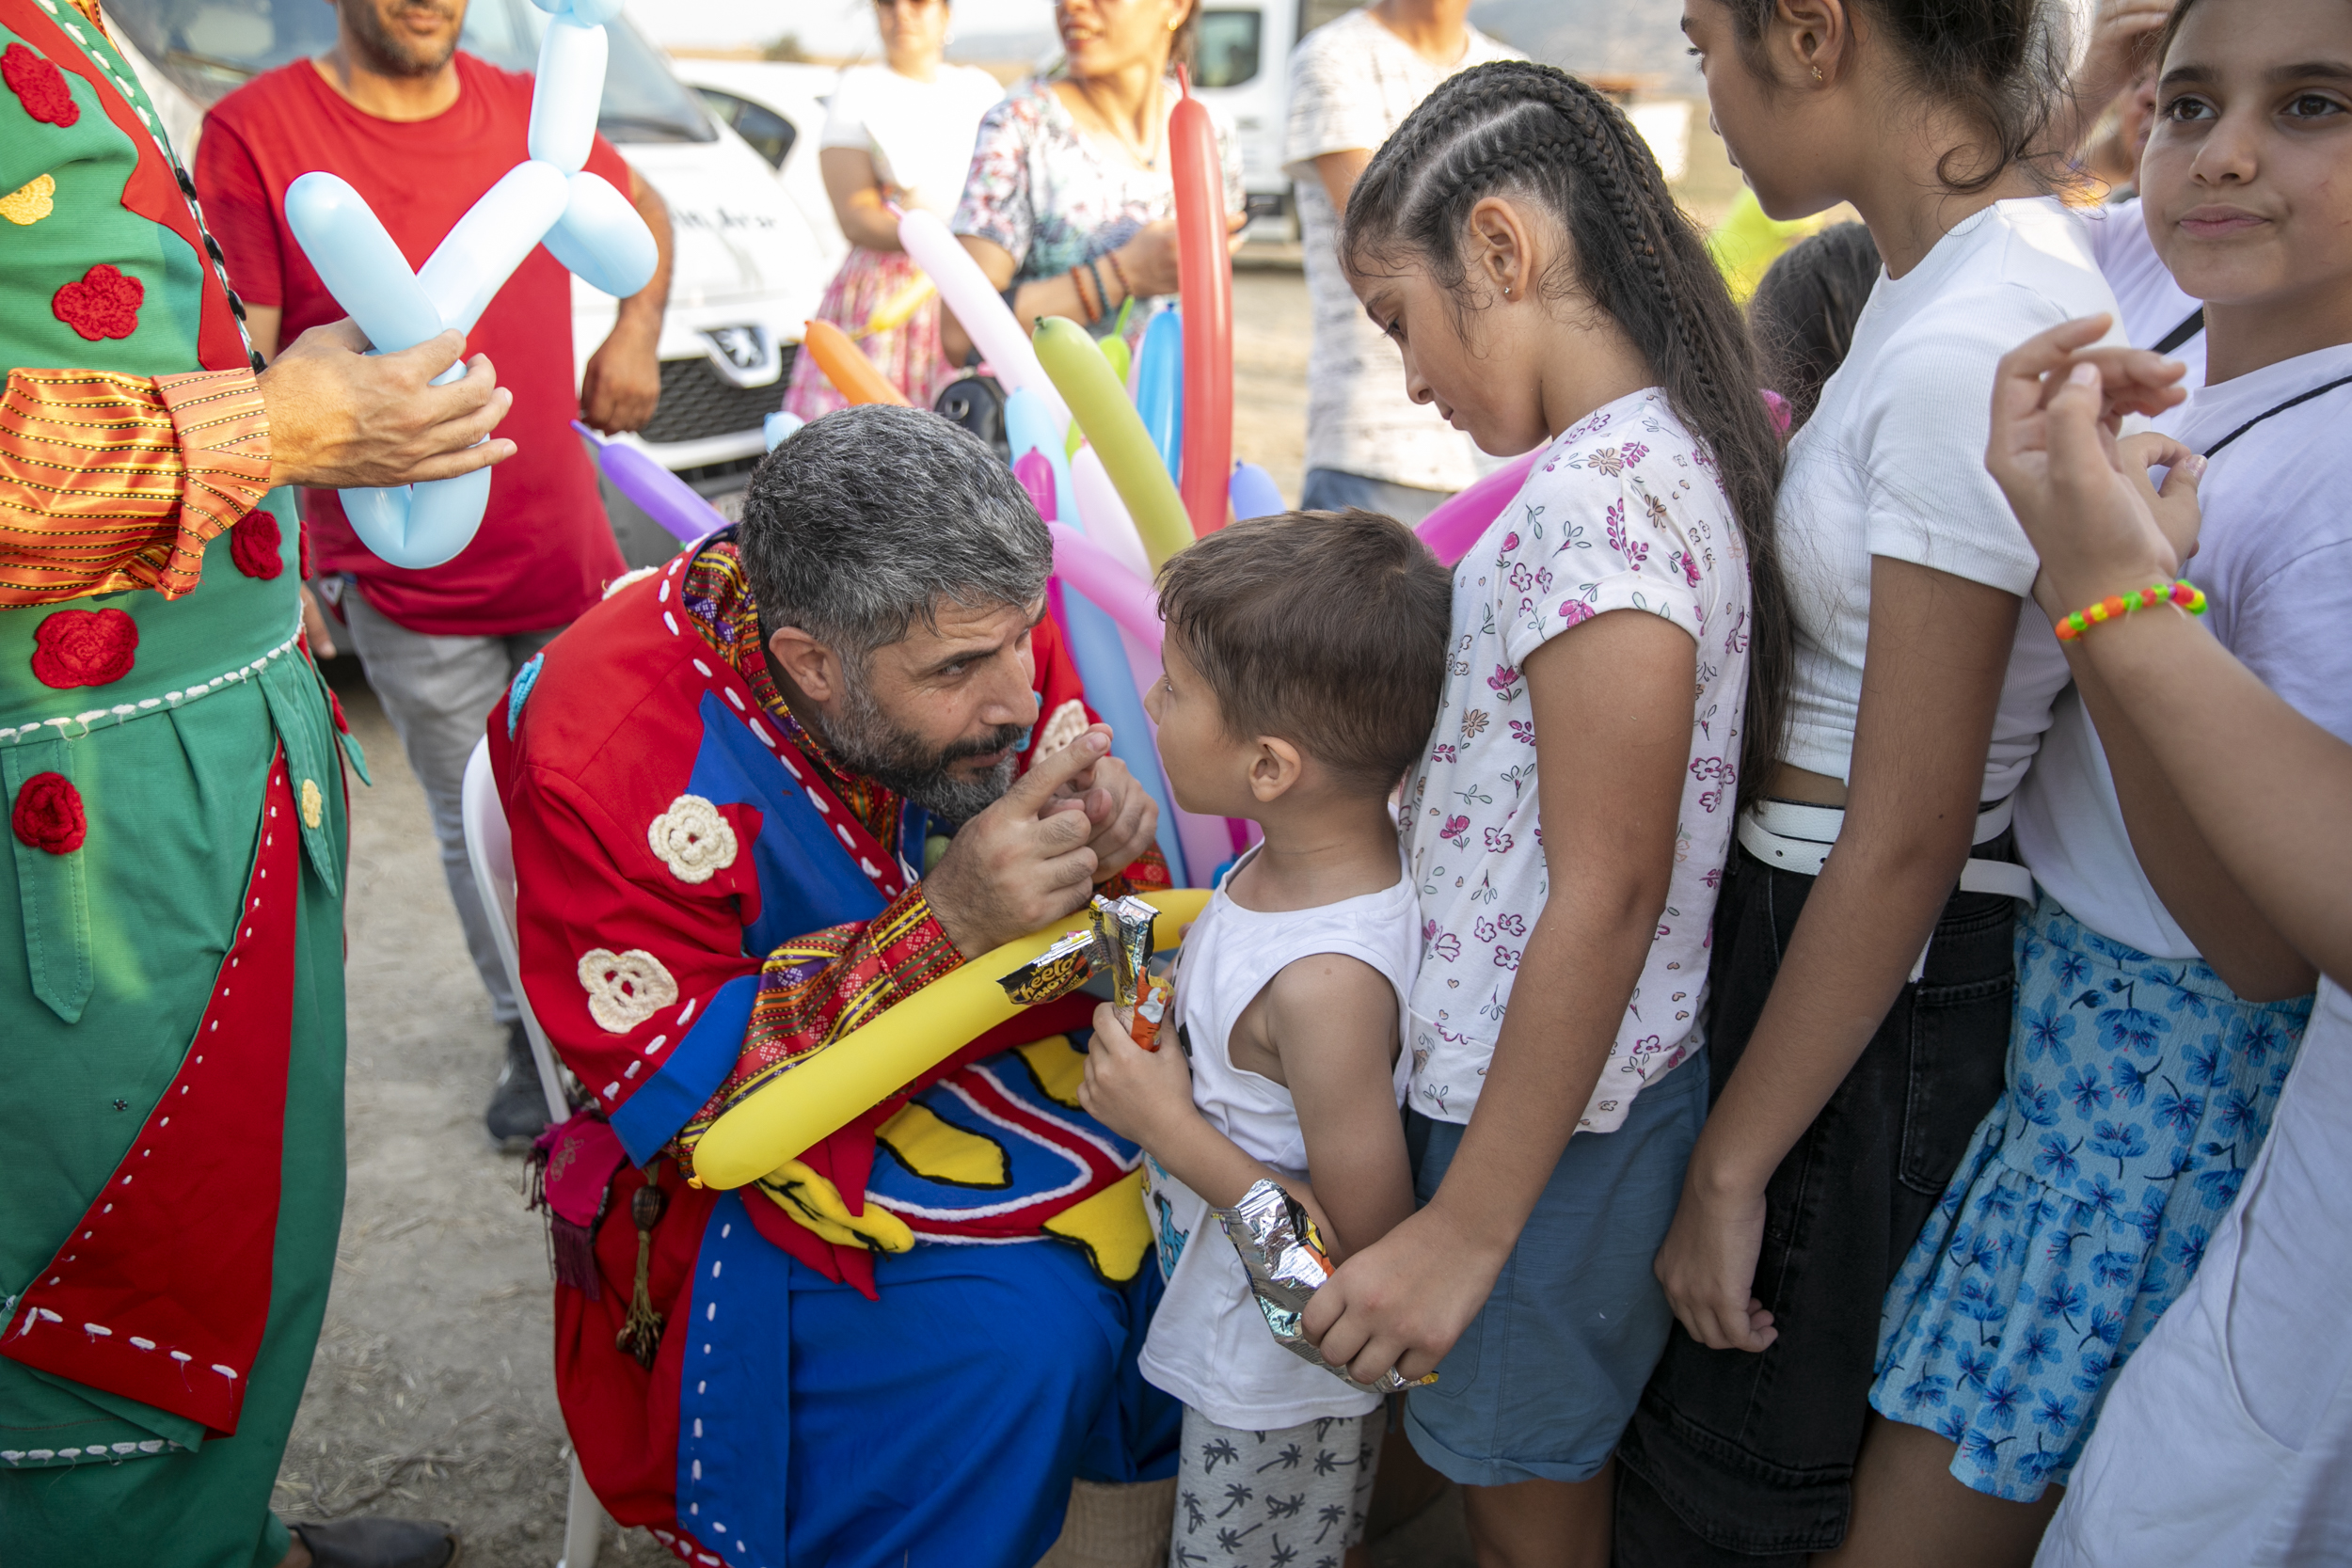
[{"xmin": 103, "ymin": 0, "xmax": 715, "ymax": 143}]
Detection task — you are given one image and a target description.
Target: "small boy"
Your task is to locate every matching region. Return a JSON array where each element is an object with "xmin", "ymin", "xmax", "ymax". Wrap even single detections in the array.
[{"xmin": 1078, "ymin": 510, "xmax": 1451, "ymax": 1568}]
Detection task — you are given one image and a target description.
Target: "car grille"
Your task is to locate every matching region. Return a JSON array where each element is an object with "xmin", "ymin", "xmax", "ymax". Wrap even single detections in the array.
[{"xmin": 639, "ymin": 348, "xmax": 796, "ymax": 447}]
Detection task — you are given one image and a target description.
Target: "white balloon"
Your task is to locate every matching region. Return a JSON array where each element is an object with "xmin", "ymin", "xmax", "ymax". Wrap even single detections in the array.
[
  {"xmin": 898, "ymin": 207, "xmax": 1071, "ymax": 436},
  {"xmin": 1070, "ymin": 446, "xmax": 1152, "ymax": 580},
  {"xmin": 528, "ymin": 17, "xmax": 606, "ymax": 173},
  {"xmin": 556, "ymin": 0, "xmax": 626, "ymax": 24},
  {"xmin": 417, "ymin": 160, "xmax": 570, "ymax": 336},
  {"xmin": 342, "ymin": 465, "xmax": 495, "ymax": 570},
  {"xmin": 282, "ymin": 171, "xmax": 445, "ymax": 355},
  {"xmin": 543, "ymin": 169, "xmax": 657, "ymax": 300}
]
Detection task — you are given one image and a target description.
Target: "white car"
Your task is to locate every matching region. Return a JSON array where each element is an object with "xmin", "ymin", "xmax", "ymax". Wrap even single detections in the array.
[{"xmin": 103, "ymin": 0, "xmax": 840, "ymax": 553}]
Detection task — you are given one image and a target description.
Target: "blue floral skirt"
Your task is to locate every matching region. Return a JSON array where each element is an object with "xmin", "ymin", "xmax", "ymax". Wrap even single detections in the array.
[{"xmin": 1869, "ymin": 895, "xmax": 2311, "ymax": 1500}]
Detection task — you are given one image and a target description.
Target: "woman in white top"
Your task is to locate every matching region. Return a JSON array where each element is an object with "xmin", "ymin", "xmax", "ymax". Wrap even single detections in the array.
[
  {"xmin": 779, "ymin": 0, "xmax": 1004, "ymax": 420},
  {"xmin": 1619, "ymin": 4, "xmax": 2128, "ymax": 1564}
]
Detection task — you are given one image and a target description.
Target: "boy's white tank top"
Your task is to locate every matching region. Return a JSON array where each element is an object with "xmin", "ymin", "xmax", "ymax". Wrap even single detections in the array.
[{"xmin": 1135, "ymin": 850, "xmax": 1420, "ymax": 1429}]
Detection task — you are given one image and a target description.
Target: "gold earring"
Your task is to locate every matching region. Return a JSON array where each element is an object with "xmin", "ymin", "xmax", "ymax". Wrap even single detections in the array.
[{"xmin": 1811, "ymin": 64, "xmax": 1823, "ymax": 81}]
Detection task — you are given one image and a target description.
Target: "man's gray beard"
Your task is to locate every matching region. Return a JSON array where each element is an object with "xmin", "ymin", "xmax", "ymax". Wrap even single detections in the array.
[
  {"xmin": 818, "ymin": 669, "xmax": 1025, "ymax": 825},
  {"xmin": 346, "ymin": 2, "xmax": 460, "ymax": 77}
]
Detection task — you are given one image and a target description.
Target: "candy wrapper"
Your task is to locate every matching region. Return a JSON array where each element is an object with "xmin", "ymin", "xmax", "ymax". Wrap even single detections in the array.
[
  {"xmin": 994, "ymin": 895, "xmax": 1171, "ymax": 1046},
  {"xmin": 1089, "ymin": 895, "xmax": 1158, "ymax": 1006},
  {"xmin": 998, "ymin": 927, "xmax": 1098, "ymax": 1006},
  {"xmin": 1214, "ymin": 1178, "xmax": 1437, "ymax": 1394},
  {"xmin": 1126, "ymin": 974, "xmax": 1172, "ymax": 1051}
]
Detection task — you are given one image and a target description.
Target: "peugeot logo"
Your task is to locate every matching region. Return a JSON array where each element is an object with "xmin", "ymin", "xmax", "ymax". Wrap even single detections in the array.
[{"xmin": 707, "ymin": 325, "xmax": 764, "ymax": 371}]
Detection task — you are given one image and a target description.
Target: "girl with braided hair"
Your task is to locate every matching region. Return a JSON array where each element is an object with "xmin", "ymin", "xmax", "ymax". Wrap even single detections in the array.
[
  {"xmin": 1618, "ymin": 3, "xmax": 2131, "ymax": 1565},
  {"xmin": 1294, "ymin": 57, "xmax": 1793, "ymax": 1564}
]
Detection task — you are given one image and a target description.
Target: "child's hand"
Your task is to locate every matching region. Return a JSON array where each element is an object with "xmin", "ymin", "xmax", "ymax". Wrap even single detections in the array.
[{"xmin": 1079, "ymin": 1000, "xmax": 1197, "ymax": 1147}]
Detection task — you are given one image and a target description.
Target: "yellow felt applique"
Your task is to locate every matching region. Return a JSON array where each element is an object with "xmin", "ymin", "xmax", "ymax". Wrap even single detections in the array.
[
  {"xmin": 1, "ymin": 174, "xmax": 56, "ymax": 227},
  {"xmin": 755, "ymin": 1159, "xmax": 915, "ymax": 1253},
  {"xmin": 1014, "ymin": 1034, "xmax": 1087, "ymax": 1110},
  {"xmin": 1042, "ymin": 1168, "xmax": 1152, "ymax": 1283},
  {"xmin": 876, "ymin": 1101, "xmax": 1009, "ymax": 1189},
  {"xmin": 298, "ymin": 777, "xmax": 324, "ymax": 830}
]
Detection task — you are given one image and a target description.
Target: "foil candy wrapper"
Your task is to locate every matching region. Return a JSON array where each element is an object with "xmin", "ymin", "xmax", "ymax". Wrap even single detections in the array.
[
  {"xmin": 997, "ymin": 927, "xmax": 1097, "ymax": 1006},
  {"xmin": 1214, "ymin": 1178, "xmax": 1436, "ymax": 1395},
  {"xmin": 1089, "ymin": 894, "xmax": 1159, "ymax": 1008}
]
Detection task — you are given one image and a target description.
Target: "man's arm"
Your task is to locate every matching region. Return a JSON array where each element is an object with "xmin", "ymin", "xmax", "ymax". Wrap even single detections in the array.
[
  {"xmin": 577, "ymin": 166, "xmax": 673, "ymax": 435},
  {"xmin": 1312, "ymin": 149, "xmax": 1370, "ymax": 217}
]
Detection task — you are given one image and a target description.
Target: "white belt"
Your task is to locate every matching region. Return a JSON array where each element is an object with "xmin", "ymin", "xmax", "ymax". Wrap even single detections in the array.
[{"xmin": 1737, "ymin": 795, "xmax": 2037, "ymax": 982}]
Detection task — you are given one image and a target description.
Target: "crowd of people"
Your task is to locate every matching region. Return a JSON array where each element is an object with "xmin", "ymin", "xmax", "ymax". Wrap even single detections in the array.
[{"xmin": 3, "ymin": 0, "xmax": 2348, "ymax": 1565}]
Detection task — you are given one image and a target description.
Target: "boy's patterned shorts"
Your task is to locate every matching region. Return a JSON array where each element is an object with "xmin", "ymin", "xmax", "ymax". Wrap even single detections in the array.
[{"xmin": 1169, "ymin": 1405, "xmax": 1383, "ymax": 1567}]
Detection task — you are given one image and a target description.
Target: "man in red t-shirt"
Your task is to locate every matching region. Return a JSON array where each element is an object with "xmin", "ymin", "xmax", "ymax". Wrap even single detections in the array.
[{"xmin": 199, "ymin": 0, "xmax": 675, "ymax": 1157}]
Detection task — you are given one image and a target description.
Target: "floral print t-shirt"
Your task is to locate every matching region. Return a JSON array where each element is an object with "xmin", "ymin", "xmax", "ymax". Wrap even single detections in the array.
[
  {"xmin": 951, "ymin": 74, "xmax": 1244, "ymax": 338},
  {"xmin": 1401, "ymin": 388, "xmax": 1752, "ymax": 1131}
]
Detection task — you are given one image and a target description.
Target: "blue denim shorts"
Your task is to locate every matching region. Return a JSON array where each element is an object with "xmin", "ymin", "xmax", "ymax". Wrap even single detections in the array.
[{"xmin": 1402, "ymin": 1051, "xmax": 1708, "ymax": 1487}]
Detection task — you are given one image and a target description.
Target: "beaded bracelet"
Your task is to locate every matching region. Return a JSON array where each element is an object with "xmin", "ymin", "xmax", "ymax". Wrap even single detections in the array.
[
  {"xmin": 2053, "ymin": 578, "xmax": 2207, "ymax": 641},
  {"xmin": 1104, "ymin": 249, "xmax": 1134, "ymax": 303},
  {"xmin": 1067, "ymin": 263, "xmax": 1100, "ymax": 325},
  {"xmin": 1086, "ymin": 257, "xmax": 1114, "ymax": 320}
]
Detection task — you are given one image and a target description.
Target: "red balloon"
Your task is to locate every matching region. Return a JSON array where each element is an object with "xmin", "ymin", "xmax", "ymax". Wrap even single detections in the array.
[{"xmin": 1170, "ymin": 66, "xmax": 1232, "ymax": 538}]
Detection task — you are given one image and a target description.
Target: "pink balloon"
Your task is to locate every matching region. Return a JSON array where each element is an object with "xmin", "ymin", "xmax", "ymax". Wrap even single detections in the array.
[
  {"xmin": 1048, "ymin": 521, "xmax": 1163, "ymax": 654},
  {"xmin": 1415, "ymin": 448, "xmax": 1544, "ymax": 566}
]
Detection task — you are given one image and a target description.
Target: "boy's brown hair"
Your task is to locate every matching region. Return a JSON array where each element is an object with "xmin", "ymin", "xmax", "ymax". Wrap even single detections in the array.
[{"xmin": 1156, "ymin": 509, "xmax": 1452, "ymax": 795}]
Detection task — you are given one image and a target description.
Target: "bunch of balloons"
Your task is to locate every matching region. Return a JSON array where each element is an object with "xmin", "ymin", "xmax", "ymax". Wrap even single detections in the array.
[{"xmin": 285, "ymin": 0, "xmax": 659, "ymax": 570}]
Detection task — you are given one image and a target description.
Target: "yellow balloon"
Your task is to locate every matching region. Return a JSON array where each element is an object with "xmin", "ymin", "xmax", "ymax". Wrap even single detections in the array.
[
  {"xmin": 1033, "ymin": 316, "xmax": 1194, "ymax": 572},
  {"xmin": 691, "ymin": 889, "xmax": 1211, "ymax": 1190}
]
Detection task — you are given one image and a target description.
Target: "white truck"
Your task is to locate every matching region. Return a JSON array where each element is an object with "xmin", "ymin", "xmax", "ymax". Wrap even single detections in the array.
[{"xmin": 102, "ymin": 0, "xmax": 845, "ymax": 559}]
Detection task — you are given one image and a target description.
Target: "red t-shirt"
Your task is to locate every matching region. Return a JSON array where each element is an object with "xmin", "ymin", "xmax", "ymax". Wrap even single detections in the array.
[{"xmin": 198, "ymin": 54, "xmax": 632, "ymax": 635}]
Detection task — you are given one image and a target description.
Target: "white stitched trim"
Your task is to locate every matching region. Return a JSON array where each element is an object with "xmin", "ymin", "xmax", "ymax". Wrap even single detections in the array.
[{"xmin": 1, "ymin": 629, "xmax": 300, "ymax": 745}]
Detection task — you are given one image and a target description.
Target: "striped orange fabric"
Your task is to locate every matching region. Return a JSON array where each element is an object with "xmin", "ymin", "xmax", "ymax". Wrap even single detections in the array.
[{"xmin": 0, "ymin": 366, "xmax": 271, "ymax": 606}]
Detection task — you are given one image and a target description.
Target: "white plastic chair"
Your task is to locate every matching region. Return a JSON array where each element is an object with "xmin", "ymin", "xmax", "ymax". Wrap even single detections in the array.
[{"xmin": 459, "ymin": 737, "xmax": 614, "ymax": 1568}]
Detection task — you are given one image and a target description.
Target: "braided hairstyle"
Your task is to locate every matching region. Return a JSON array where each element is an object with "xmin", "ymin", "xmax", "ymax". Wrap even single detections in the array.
[
  {"xmin": 1342, "ymin": 60, "xmax": 1793, "ymax": 811},
  {"xmin": 1718, "ymin": 0, "xmax": 2071, "ymax": 194}
]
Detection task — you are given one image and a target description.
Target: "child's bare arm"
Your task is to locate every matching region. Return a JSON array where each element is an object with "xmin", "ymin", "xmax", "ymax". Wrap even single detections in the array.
[
  {"xmin": 1258, "ymin": 955, "xmax": 1415, "ymax": 1259},
  {"xmin": 1080, "ymin": 1001, "xmax": 1287, "ymax": 1213}
]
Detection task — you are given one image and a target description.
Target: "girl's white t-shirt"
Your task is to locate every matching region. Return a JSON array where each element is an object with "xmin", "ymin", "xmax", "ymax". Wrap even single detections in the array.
[
  {"xmin": 1401, "ymin": 388, "xmax": 1750, "ymax": 1132},
  {"xmin": 1780, "ymin": 197, "xmax": 2124, "ymax": 800},
  {"xmin": 1136, "ymin": 852, "xmax": 1420, "ymax": 1430},
  {"xmin": 818, "ymin": 63, "xmax": 1006, "ymax": 216},
  {"xmin": 2014, "ymin": 342, "xmax": 2352, "ymax": 956}
]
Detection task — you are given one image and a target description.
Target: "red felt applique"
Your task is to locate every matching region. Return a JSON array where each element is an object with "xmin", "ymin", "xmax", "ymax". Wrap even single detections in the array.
[
  {"xmin": 328, "ymin": 687, "xmax": 351, "ymax": 735},
  {"xmin": 2, "ymin": 42, "xmax": 77, "ymax": 127},
  {"xmin": 229, "ymin": 506, "xmax": 283, "ymax": 579},
  {"xmin": 12, "ymin": 771, "xmax": 86, "ymax": 855},
  {"xmin": 298, "ymin": 521, "xmax": 313, "ymax": 580},
  {"xmin": 53, "ymin": 262, "xmax": 143, "ymax": 341},
  {"xmin": 29, "ymin": 607, "xmax": 139, "ymax": 689}
]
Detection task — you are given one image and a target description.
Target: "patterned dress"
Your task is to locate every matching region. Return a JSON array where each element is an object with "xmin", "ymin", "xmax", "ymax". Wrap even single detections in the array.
[
  {"xmin": 1870, "ymin": 895, "xmax": 2311, "ymax": 1499},
  {"xmin": 951, "ymin": 73, "xmax": 1243, "ymax": 348},
  {"xmin": 781, "ymin": 246, "xmax": 959, "ymax": 420}
]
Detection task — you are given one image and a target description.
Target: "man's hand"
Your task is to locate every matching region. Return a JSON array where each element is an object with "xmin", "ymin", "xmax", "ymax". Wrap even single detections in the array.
[
  {"xmin": 922, "ymin": 728, "xmax": 1114, "ymax": 958},
  {"xmin": 1043, "ymin": 734, "xmax": 1159, "ymax": 883},
  {"xmin": 579, "ymin": 314, "xmax": 661, "ymax": 435},
  {"xmin": 1298, "ymin": 1203, "xmax": 1510, "ymax": 1386},
  {"xmin": 1078, "ymin": 998, "xmax": 1197, "ymax": 1147},
  {"xmin": 260, "ymin": 320, "xmax": 516, "ymax": 490}
]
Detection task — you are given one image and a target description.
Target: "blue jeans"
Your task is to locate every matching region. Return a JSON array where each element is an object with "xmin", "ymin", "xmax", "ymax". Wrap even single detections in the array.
[{"xmin": 1299, "ymin": 467, "xmax": 1453, "ymax": 526}]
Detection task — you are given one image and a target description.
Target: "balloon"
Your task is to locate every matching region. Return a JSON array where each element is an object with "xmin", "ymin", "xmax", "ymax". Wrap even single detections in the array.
[
  {"xmin": 1098, "ymin": 330, "xmax": 1132, "ymax": 388},
  {"xmin": 1229, "ymin": 462, "xmax": 1283, "ymax": 521},
  {"xmin": 802, "ymin": 319, "xmax": 912, "ymax": 406},
  {"xmin": 861, "ymin": 274, "xmax": 935, "ymax": 338},
  {"xmin": 1069, "ymin": 447, "xmax": 1151, "ymax": 580},
  {"xmin": 763, "ymin": 410, "xmax": 803, "ymax": 451},
  {"xmin": 1415, "ymin": 448, "xmax": 1546, "ymax": 566},
  {"xmin": 1009, "ymin": 387, "xmax": 1185, "ymax": 882},
  {"xmin": 283, "ymin": 172, "xmax": 446, "ymax": 359},
  {"xmin": 1033, "ymin": 317, "xmax": 1192, "ymax": 572},
  {"xmin": 1134, "ymin": 307, "xmax": 1183, "ymax": 483},
  {"xmin": 898, "ymin": 207, "xmax": 1072, "ymax": 434},
  {"xmin": 527, "ymin": 16, "xmax": 605, "ymax": 173},
  {"xmin": 575, "ymin": 421, "xmax": 729, "ymax": 544},
  {"xmin": 418, "ymin": 160, "xmax": 571, "ymax": 336},
  {"xmin": 1012, "ymin": 449, "xmax": 1057, "ymax": 521},
  {"xmin": 542, "ymin": 169, "xmax": 658, "ymax": 301},
  {"xmin": 339, "ymin": 467, "xmax": 495, "ymax": 571},
  {"xmin": 1046, "ymin": 522, "xmax": 1161, "ymax": 653},
  {"xmin": 692, "ymin": 890, "xmax": 1211, "ymax": 1188},
  {"xmin": 1170, "ymin": 67, "xmax": 1232, "ymax": 538}
]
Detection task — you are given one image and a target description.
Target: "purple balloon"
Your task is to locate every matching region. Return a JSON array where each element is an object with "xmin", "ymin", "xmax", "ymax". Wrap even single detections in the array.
[{"xmin": 576, "ymin": 421, "xmax": 727, "ymax": 544}]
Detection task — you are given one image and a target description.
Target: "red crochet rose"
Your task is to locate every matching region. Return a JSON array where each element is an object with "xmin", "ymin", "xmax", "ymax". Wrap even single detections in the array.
[
  {"xmin": 3, "ymin": 42, "xmax": 78, "ymax": 127},
  {"xmin": 53, "ymin": 263, "xmax": 144, "ymax": 342},
  {"xmin": 229, "ymin": 506, "xmax": 283, "ymax": 579},
  {"xmin": 29, "ymin": 606, "xmax": 138, "ymax": 689},
  {"xmin": 12, "ymin": 772, "xmax": 86, "ymax": 856}
]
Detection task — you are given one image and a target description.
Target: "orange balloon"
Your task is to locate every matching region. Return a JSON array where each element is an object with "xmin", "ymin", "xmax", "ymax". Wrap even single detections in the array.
[{"xmin": 803, "ymin": 319, "xmax": 910, "ymax": 406}]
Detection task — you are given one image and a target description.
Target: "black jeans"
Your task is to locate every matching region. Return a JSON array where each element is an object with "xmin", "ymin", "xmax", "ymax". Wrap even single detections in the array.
[{"xmin": 1614, "ymin": 834, "xmax": 2018, "ymax": 1565}]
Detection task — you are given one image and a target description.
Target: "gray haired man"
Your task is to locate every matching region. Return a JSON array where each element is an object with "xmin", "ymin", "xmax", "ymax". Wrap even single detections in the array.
[{"xmin": 490, "ymin": 405, "xmax": 1180, "ymax": 1566}]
